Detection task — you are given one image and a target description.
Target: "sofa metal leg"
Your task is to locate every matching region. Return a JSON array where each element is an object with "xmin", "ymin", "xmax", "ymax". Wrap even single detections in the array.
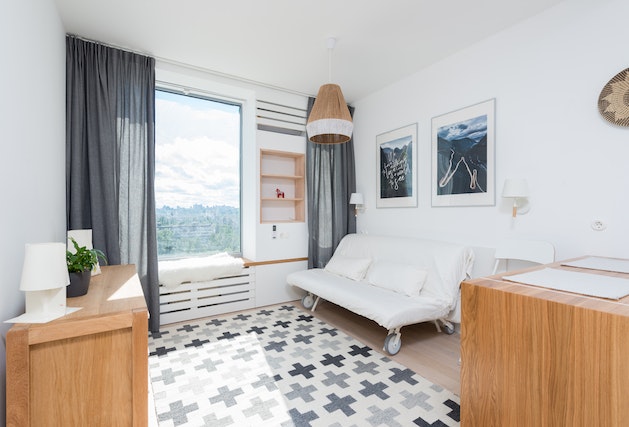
[
  {"xmin": 433, "ymin": 320, "xmax": 442, "ymax": 333},
  {"xmin": 311, "ymin": 295, "xmax": 321, "ymax": 311}
]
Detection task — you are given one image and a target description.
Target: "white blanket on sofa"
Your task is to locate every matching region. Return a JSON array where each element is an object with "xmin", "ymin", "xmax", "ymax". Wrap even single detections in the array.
[{"xmin": 159, "ymin": 253, "xmax": 244, "ymax": 289}]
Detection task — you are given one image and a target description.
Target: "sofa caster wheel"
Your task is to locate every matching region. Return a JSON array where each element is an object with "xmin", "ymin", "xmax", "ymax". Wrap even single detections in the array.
[
  {"xmin": 384, "ymin": 333, "xmax": 401, "ymax": 355},
  {"xmin": 442, "ymin": 321, "xmax": 455, "ymax": 335},
  {"xmin": 301, "ymin": 294, "xmax": 315, "ymax": 310}
]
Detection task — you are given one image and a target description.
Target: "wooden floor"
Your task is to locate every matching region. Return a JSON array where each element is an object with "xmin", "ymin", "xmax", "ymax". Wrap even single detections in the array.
[{"xmin": 302, "ymin": 299, "xmax": 461, "ymax": 395}]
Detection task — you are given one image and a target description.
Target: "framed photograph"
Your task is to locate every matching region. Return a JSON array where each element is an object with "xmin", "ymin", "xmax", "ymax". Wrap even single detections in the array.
[
  {"xmin": 431, "ymin": 99, "xmax": 495, "ymax": 207},
  {"xmin": 376, "ymin": 123, "xmax": 417, "ymax": 208}
]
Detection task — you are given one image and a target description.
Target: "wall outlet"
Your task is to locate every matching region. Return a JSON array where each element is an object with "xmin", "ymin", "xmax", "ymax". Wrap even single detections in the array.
[{"xmin": 591, "ymin": 220, "xmax": 606, "ymax": 231}]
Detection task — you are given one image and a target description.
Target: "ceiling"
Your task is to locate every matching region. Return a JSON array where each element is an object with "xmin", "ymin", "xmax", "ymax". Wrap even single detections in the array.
[{"xmin": 53, "ymin": 0, "xmax": 565, "ymax": 103}]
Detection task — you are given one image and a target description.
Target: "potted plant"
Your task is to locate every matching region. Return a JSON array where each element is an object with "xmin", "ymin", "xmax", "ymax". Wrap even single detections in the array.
[{"xmin": 66, "ymin": 237, "xmax": 107, "ymax": 297}]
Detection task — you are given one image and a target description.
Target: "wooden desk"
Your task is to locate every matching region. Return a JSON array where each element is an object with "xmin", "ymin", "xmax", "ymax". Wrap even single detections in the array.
[
  {"xmin": 6, "ymin": 264, "xmax": 148, "ymax": 427},
  {"xmin": 461, "ymin": 259, "xmax": 629, "ymax": 426}
]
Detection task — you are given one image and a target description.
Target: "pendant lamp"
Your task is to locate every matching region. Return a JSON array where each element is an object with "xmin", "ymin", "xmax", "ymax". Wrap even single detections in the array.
[{"xmin": 307, "ymin": 38, "xmax": 353, "ymax": 144}]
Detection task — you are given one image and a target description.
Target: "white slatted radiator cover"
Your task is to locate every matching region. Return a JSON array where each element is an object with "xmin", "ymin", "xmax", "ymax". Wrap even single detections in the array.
[{"xmin": 159, "ymin": 266, "xmax": 255, "ymax": 325}]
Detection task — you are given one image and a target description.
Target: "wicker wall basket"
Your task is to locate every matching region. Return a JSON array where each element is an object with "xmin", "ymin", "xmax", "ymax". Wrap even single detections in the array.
[{"xmin": 598, "ymin": 67, "xmax": 629, "ymax": 127}]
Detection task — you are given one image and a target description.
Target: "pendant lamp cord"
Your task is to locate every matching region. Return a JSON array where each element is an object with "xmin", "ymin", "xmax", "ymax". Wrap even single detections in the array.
[{"xmin": 327, "ymin": 37, "xmax": 336, "ymax": 83}]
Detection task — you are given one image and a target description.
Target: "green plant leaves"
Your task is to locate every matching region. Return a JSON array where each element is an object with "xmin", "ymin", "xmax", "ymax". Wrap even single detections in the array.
[{"xmin": 66, "ymin": 237, "xmax": 107, "ymax": 273}]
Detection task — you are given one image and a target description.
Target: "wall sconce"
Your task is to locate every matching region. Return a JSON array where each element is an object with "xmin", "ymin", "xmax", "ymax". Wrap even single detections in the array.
[
  {"xmin": 5, "ymin": 243, "xmax": 70, "ymax": 324},
  {"xmin": 350, "ymin": 192, "xmax": 364, "ymax": 217},
  {"xmin": 502, "ymin": 178, "xmax": 530, "ymax": 217}
]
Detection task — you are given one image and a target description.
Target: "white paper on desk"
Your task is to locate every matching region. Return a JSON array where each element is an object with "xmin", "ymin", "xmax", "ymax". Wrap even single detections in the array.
[
  {"xmin": 503, "ymin": 268, "xmax": 629, "ymax": 300},
  {"xmin": 561, "ymin": 256, "xmax": 629, "ymax": 274}
]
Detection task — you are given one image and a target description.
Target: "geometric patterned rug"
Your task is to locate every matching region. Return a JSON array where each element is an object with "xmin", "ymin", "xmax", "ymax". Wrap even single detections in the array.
[{"xmin": 148, "ymin": 304, "xmax": 460, "ymax": 426}]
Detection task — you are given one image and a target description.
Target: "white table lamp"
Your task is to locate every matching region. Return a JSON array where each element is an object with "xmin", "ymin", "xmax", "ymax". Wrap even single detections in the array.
[{"xmin": 6, "ymin": 242, "xmax": 71, "ymax": 323}]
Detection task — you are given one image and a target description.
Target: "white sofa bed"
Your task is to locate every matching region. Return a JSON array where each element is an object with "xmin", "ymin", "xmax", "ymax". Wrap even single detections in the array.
[{"xmin": 286, "ymin": 233, "xmax": 474, "ymax": 355}]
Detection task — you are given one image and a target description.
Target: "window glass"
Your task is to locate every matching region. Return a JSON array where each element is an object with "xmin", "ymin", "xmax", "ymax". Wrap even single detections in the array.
[{"xmin": 155, "ymin": 89, "xmax": 241, "ymax": 259}]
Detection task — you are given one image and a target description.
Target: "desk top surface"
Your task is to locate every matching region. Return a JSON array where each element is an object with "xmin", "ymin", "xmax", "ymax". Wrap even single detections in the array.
[
  {"xmin": 463, "ymin": 256, "xmax": 629, "ymax": 314},
  {"xmin": 65, "ymin": 264, "xmax": 147, "ymax": 317},
  {"xmin": 12, "ymin": 264, "xmax": 147, "ymax": 330}
]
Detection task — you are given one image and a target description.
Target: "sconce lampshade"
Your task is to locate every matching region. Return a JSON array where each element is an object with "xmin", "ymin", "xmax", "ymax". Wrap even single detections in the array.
[
  {"xmin": 307, "ymin": 83, "xmax": 353, "ymax": 144},
  {"xmin": 20, "ymin": 242, "xmax": 70, "ymax": 292},
  {"xmin": 502, "ymin": 179, "xmax": 529, "ymax": 198},
  {"xmin": 349, "ymin": 192, "xmax": 364, "ymax": 205}
]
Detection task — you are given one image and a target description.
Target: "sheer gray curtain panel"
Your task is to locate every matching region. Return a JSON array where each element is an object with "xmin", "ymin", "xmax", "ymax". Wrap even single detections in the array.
[
  {"xmin": 66, "ymin": 36, "xmax": 160, "ymax": 331},
  {"xmin": 306, "ymin": 97, "xmax": 357, "ymax": 269}
]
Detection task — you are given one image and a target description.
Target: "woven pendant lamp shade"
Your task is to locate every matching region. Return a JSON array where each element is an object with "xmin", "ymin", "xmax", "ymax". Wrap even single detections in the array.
[{"xmin": 307, "ymin": 83, "xmax": 353, "ymax": 144}]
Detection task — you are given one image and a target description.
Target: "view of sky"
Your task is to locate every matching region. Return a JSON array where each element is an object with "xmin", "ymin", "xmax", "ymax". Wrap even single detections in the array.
[{"xmin": 155, "ymin": 90, "xmax": 241, "ymax": 208}]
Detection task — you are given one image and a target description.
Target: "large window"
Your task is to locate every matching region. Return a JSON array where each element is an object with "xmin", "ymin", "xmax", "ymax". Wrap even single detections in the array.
[{"xmin": 155, "ymin": 89, "xmax": 241, "ymax": 259}]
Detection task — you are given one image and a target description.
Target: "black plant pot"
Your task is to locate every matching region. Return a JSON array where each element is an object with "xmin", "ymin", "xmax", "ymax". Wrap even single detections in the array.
[{"xmin": 67, "ymin": 269, "xmax": 91, "ymax": 297}]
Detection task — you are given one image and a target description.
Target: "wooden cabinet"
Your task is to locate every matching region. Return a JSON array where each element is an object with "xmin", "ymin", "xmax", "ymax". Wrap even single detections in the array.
[
  {"xmin": 460, "ymin": 259, "xmax": 629, "ymax": 426},
  {"xmin": 260, "ymin": 149, "xmax": 305, "ymax": 223},
  {"xmin": 6, "ymin": 264, "xmax": 148, "ymax": 427}
]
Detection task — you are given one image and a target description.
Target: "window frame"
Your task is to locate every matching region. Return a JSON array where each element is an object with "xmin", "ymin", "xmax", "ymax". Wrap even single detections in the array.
[{"xmin": 154, "ymin": 62, "xmax": 257, "ymax": 260}]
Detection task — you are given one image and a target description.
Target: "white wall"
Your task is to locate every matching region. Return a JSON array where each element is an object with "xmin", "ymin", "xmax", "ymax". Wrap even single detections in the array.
[
  {"xmin": 352, "ymin": 0, "xmax": 629, "ymax": 264},
  {"xmin": 0, "ymin": 0, "xmax": 67, "ymax": 421}
]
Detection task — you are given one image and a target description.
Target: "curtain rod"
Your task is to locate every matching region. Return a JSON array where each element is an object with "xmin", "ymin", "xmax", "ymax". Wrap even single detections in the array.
[{"xmin": 66, "ymin": 34, "xmax": 312, "ymax": 99}]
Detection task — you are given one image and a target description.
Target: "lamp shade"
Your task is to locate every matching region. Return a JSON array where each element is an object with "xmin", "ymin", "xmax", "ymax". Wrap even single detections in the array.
[
  {"xmin": 349, "ymin": 193, "xmax": 364, "ymax": 205},
  {"xmin": 20, "ymin": 242, "xmax": 70, "ymax": 291},
  {"xmin": 502, "ymin": 179, "xmax": 529, "ymax": 198},
  {"xmin": 306, "ymin": 84, "xmax": 353, "ymax": 144}
]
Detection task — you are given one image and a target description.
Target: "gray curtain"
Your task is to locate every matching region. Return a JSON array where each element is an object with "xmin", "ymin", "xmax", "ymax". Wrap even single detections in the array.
[
  {"xmin": 306, "ymin": 97, "xmax": 356, "ymax": 268},
  {"xmin": 66, "ymin": 36, "xmax": 159, "ymax": 332}
]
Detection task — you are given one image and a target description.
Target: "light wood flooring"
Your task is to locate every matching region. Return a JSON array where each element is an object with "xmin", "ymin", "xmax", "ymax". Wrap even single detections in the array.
[{"xmin": 300, "ymin": 299, "xmax": 461, "ymax": 395}]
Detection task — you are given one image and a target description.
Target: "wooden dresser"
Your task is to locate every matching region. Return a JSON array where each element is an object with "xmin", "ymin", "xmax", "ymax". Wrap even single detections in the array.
[
  {"xmin": 6, "ymin": 264, "xmax": 148, "ymax": 427},
  {"xmin": 460, "ymin": 259, "xmax": 629, "ymax": 426}
]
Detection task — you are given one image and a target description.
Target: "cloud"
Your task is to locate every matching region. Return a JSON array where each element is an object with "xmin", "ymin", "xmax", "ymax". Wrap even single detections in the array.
[{"xmin": 155, "ymin": 94, "xmax": 241, "ymax": 208}]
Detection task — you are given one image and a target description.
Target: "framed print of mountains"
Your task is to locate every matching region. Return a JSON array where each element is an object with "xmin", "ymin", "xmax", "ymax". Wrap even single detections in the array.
[
  {"xmin": 431, "ymin": 99, "xmax": 495, "ymax": 207},
  {"xmin": 377, "ymin": 123, "xmax": 418, "ymax": 208}
]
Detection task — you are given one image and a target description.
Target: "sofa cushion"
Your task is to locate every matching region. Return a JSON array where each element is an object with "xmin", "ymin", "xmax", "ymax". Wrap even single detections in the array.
[
  {"xmin": 324, "ymin": 255, "xmax": 372, "ymax": 281},
  {"xmin": 367, "ymin": 261, "xmax": 428, "ymax": 296}
]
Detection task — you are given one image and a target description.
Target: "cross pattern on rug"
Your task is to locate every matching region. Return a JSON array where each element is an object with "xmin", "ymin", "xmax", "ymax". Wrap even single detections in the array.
[{"xmin": 149, "ymin": 304, "xmax": 460, "ymax": 426}]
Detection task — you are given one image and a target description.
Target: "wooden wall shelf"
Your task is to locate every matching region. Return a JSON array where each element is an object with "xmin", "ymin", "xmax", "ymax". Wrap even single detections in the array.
[{"xmin": 260, "ymin": 149, "xmax": 305, "ymax": 223}]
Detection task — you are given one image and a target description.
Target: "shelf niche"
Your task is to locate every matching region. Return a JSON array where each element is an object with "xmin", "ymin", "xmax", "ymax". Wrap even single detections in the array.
[{"xmin": 260, "ymin": 149, "xmax": 305, "ymax": 223}]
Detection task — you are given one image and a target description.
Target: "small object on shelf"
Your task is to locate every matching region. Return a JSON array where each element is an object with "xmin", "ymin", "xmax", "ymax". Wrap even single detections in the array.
[{"xmin": 276, "ymin": 188, "xmax": 285, "ymax": 198}]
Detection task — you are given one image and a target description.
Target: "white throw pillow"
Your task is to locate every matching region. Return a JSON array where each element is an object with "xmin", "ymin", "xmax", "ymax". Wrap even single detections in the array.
[
  {"xmin": 324, "ymin": 255, "xmax": 372, "ymax": 281},
  {"xmin": 367, "ymin": 261, "xmax": 428, "ymax": 296}
]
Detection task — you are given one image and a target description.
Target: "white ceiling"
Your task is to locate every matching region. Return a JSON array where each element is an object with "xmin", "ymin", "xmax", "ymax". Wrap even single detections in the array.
[{"xmin": 53, "ymin": 0, "xmax": 565, "ymax": 103}]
